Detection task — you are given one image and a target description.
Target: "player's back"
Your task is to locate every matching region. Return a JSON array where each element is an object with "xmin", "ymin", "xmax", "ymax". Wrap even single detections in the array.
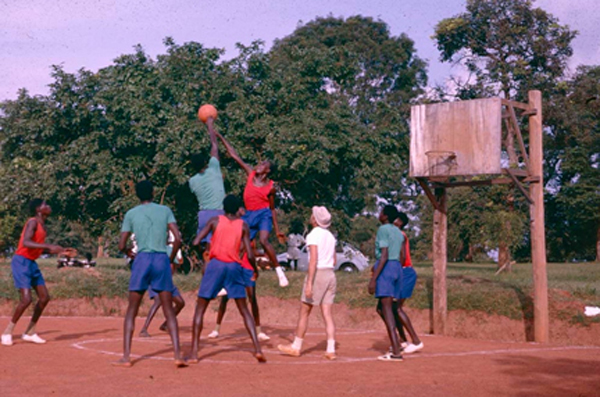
[
  {"xmin": 209, "ymin": 215, "xmax": 244, "ymax": 263},
  {"xmin": 189, "ymin": 157, "xmax": 225, "ymax": 211},
  {"xmin": 123, "ymin": 203, "xmax": 175, "ymax": 253}
]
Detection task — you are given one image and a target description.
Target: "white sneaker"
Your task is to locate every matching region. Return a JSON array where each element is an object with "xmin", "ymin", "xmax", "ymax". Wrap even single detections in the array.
[
  {"xmin": 389, "ymin": 342, "xmax": 409, "ymax": 353},
  {"xmin": 278, "ymin": 275, "xmax": 289, "ymax": 288},
  {"xmin": 207, "ymin": 330, "xmax": 219, "ymax": 339},
  {"xmin": 217, "ymin": 288, "xmax": 228, "ymax": 297},
  {"xmin": 275, "ymin": 267, "xmax": 289, "ymax": 287},
  {"xmin": 1, "ymin": 334, "xmax": 13, "ymax": 346},
  {"xmin": 21, "ymin": 333, "xmax": 46, "ymax": 344},
  {"xmin": 257, "ymin": 332, "xmax": 270, "ymax": 342},
  {"xmin": 403, "ymin": 342, "xmax": 424, "ymax": 354}
]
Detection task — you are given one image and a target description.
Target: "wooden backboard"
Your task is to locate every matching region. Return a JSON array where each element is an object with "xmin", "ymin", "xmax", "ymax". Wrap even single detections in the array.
[{"xmin": 410, "ymin": 97, "xmax": 502, "ymax": 178}]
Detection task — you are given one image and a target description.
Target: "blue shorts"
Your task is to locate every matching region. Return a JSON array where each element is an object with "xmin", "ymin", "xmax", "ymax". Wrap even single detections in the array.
[
  {"xmin": 242, "ymin": 267, "xmax": 256, "ymax": 288},
  {"xmin": 129, "ymin": 252, "xmax": 174, "ymax": 293},
  {"xmin": 11, "ymin": 255, "xmax": 45, "ymax": 289},
  {"xmin": 198, "ymin": 259, "xmax": 246, "ymax": 300},
  {"xmin": 400, "ymin": 267, "xmax": 417, "ymax": 299},
  {"xmin": 148, "ymin": 286, "xmax": 181, "ymax": 300},
  {"xmin": 197, "ymin": 209, "xmax": 225, "ymax": 243},
  {"xmin": 374, "ymin": 259, "xmax": 403, "ymax": 300},
  {"xmin": 242, "ymin": 208, "xmax": 272, "ymax": 240}
]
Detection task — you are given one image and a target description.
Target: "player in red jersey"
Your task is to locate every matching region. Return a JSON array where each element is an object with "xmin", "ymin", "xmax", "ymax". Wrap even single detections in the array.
[
  {"xmin": 190, "ymin": 195, "xmax": 265, "ymax": 363},
  {"xmin": 206, "ymin": 208, "xmax": 270, "ymax": 341},
  {"xmin": 2, "ymin": 199, "xmax": 63, "ymax": 347},
  {"xmin": 216, "ymin": 132, "xmax": 289, "ymax": 288}
]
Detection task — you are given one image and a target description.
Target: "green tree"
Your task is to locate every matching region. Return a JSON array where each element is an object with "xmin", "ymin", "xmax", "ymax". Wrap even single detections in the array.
[
  {"xmin": 0, "ymin": 17, "xmax": 428, "ymax": 255},
  {"xmin": 545, "ymin": 66, "xmax": 600, "ymax": 262},
  {"xmin": 431, "ymin": 0, "xmax": 576, "ymax": 266},
  {"xmin": 434, "ymin": 0, "xmax": 576, "ymax": 101}
]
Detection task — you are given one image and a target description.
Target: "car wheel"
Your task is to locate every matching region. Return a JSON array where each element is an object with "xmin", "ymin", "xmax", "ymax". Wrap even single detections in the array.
[{"xmin": 339, "ymin": 263, "xmax": 358, "ymax": 273}]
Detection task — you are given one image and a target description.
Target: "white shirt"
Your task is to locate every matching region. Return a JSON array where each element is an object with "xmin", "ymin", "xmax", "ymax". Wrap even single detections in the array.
[{"xmin": 306, "ymin": 226, "xmax": 336, "ymax": 269}]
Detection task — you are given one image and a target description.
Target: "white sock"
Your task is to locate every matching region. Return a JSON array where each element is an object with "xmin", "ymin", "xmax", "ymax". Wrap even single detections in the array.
[
  {"xmin": 275, "ymin": 266, "xmax": 286, "ymax": 279},
  {"xmin": 326, "ymin": 339, "xmax": 335, "ymax": 353},
  {"xmin": 292, "ymin": 336, "xmax": 303, "ymax": 351}
]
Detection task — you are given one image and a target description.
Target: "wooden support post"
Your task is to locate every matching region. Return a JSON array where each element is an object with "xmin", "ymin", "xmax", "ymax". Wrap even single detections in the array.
[
  {"xmin": 528, "ymin": 90, "xmax": 549, "ymax": 343},
  {"xmin": 432, "ymin": 187, "xmax": 448, "ymax": 335}
]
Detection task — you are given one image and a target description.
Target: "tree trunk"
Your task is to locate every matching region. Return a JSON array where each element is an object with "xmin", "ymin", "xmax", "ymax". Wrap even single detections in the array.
[
  {"xmin": 498, "ymin": 242, "xmax": 510, "ymax": 270},
  {"xmin": 596, "ymin": 225, "xmax": 600, "ymax": 263},
  {"xmin": 96, "ymin": 236, "xmax": 104, "ymax": 259}
]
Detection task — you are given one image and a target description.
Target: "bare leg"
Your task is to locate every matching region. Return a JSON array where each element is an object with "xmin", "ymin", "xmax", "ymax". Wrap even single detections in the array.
[
  {"xmin": 10, "ymin": 289, "xmax": 33, "ymax": 324},
  {"xmin": 159, "ymin": 295, "xmax": 185, "ymax": 332},
  {"xmin": 259, "ymin": 230, "xmax": 281, "ymax": 270},
  {"xmin": 246, "ymin": 286, "xmax": 260, "ymax": 326},
  {"xmin": 234, "ymin": 298, "xmax": 266, "ymax": 363},
  {"xmin": 22, "ymin": 285, "xmax": 51, "ymax": 336},
  {"xmin": 295, "ymin": 302, "xmax": 313, "ymax": 339},
  {"xmin": 216, "ymin": 296, "xmax": 229, "ymax": 326},
  {"xmin": 140, "ymin": 298, "xmax": 162, "ymax": 337},
  {"xmin": 113, "ymin": 291, "xmax": 144, "ymax": 367},
  {"xmin": 397, "ymin": 299, "xmax": 420, "ymax": 345},
  {"xmin": 379, "ymin": 298, "xmax": 401, "ymax": 356},
  {"xmin": 376, "ymin": 300, "xmax": 405, "ymax": 342},
  {"xmin": 190, "ymin": 297, "xmax": 210, "ymax": 363},
  {"xmin": 319, "ymin": 303, "xmax": 335, "ymax": 342},
  {"xmin": 157, "ymin": 291, "xmax": 187, "ymax": 367}
]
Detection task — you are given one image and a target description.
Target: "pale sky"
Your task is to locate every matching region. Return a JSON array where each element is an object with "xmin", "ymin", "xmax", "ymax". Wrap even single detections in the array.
[{"xmin": 1, "ymin": 0, "xmax": 598, "ymax": 100}]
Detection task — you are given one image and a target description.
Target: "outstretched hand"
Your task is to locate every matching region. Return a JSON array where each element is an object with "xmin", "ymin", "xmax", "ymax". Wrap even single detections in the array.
[{"xmin": 48, "ymin": 245, "xmax": 64, "ymax": 255}]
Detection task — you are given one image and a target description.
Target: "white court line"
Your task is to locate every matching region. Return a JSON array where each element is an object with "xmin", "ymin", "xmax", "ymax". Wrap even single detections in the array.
[{"xmin": 71, "ymin": 337, "xmax": 600, "ymax": 365}]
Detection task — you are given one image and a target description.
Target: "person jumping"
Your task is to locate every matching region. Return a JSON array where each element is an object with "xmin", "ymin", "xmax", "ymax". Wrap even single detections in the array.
[{"xmin": 216, "ymin": 132, "xmax": 289, "ymax": 287}]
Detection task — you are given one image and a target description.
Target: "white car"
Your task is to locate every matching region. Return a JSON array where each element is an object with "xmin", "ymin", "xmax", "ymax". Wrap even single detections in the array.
[{"xmin": 277, "ymin": 242, "xmax": 369, "ymax": 273}]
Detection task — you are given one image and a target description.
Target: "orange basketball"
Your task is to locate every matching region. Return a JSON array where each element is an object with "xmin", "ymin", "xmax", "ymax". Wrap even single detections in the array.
[{"xmin": 197, "ymin": 104, "xmax": 218, "ymax": 123}]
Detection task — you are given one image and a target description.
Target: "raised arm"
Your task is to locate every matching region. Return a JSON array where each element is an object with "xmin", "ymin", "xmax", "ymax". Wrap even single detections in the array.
[
  {"xmin": 215, "ymin": 131, "xmax": 253, "ymax": 175},
  {"xmin": 22, "ymin": 219, "xmax": 63, "ymax": 254},
  {"xmin": 206, "ymin": 118, "xmax": 219, "ymax": 160}
]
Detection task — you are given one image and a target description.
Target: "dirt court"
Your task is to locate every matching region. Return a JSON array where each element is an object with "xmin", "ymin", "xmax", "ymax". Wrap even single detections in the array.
[{"xmin": 2, "ymin": 304, "xmax": 600, "ymax": 397}]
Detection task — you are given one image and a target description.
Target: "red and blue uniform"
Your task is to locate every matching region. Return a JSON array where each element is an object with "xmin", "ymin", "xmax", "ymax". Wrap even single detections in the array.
[
  {"xmin": 242, "ymin": 171, "xmax": 274, "ymax": 239},
  {"xmin": 198, "ymin": 216, "xmax": 247, "ymax": 299},
  {"xmin": 11, "ymin": 219, "xmax": 47, "ymax": 289},
  {"xmin": 240, "ymin": 253, "xmax": 256, "ymax": 288}
]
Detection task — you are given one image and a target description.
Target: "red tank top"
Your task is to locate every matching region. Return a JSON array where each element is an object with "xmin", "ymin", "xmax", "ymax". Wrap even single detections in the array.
[
  {"xmin": 240, "ymin": 252, "xmax": 253, "ymax": 270},
  {"xmin": 209, "ymin": 215, "xmax": 244, "ymax": 263},
  {"xmin": 401, "ymin": 231, "xmax": 412, "ymax": 268},
  {"xmin": 15, "ymin": 218, "xmax": 47, "ymax": 260},
  {"xmin": 243, "ymin": 171, "xmax": 274, "ymax": 211}
]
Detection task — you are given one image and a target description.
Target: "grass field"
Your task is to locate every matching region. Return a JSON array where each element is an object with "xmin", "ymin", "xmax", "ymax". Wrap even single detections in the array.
[{"xmin": 1, "ymin": 258, "xmax": 599, "ymax": 326}]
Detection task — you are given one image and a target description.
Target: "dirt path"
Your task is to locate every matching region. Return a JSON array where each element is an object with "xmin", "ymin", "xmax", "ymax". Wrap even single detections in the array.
[{"xmin": 1, "ymin": 312, "xmax": 599, "ymax": 396}]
